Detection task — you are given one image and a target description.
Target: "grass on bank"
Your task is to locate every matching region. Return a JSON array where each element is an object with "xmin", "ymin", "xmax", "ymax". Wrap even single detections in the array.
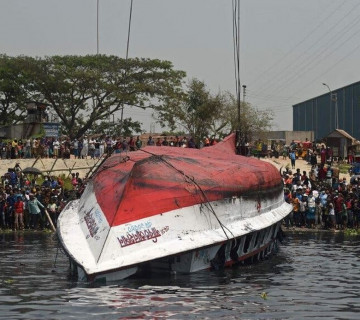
[
  {"xmin": 31, "ymin": 173, "xmax": 74, "ymax": 191},
  {"xmin": 344, "ymin": 228, "xmax": 360, "ymax": 236},
  {"xmin": 338, "ymin": 163, "xmax": 351, "ymax": 174}
]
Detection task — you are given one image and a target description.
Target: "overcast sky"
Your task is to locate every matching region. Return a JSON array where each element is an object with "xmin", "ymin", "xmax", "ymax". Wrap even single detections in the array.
[{"xmin": 1, "ymin": 0, "xmax": 360, "ymax": 133}]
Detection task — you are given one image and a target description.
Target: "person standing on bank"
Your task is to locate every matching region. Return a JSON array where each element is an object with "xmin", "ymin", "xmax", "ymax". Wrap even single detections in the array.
[
  {"xmin": 14, "ymin": 195, "xmax": 25, "ymax": 230},
  {"xmin": 289, "ymin": 150, "xmax": 296, "ymax": 169},
  {"xmin": 27, "ymin": 194, "xmax": 45, "ymax": 230}
]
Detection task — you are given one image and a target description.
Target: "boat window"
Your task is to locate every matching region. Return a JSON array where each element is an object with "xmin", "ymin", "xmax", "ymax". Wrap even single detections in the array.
[
  {"xmin": 253, "ymin": 231, "xmax": 260, "ymax": 248},
  {"xmin": 230, "ymin": 239, "xmax": 240, "ymax": 261},
  {"xmin": 264, "ymin": 226, "xmax": 271, "ymax": 243},
  {"xmin": 269, "ymin": 225, "xmax": 275, "ymax": 239},
  {"xmin": 258, "ymin": 229, "xmax": 266, "ymax": 246},
  {"xmin": 243, "ymin": 233, "xmax": 252, "ymax": 253}
]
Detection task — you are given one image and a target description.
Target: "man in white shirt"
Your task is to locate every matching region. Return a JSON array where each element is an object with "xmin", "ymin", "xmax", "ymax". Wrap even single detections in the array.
[
  {"xmin": 53, "ymin": 139, "xmax": 60, "ymax": 158},
  {"xmin": 81, "ymin": 137, "xmax": 89, "ymax": 159}
]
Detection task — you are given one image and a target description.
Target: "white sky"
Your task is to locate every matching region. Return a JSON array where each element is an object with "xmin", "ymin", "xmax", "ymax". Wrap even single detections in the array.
[{"xmin": 1, "ymin": 0, "xmax": 360, "ymax": 133}]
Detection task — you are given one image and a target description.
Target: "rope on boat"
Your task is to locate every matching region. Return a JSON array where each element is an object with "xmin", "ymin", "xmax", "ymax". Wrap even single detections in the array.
[
  {"xmin": 53, "ymin": 240, "xmax": 60, "ymax": 269},
  {"xmin": 139, "ymin": 149, "xmax": 235, "ymax": 241},
  {"xmin": 52, "ymin": 232, "xmax": 66, "ymax": 270},
  {"xmin": 85, "ymin": 147, "xmax": 277, "ymax": 251},
  {"xmin": 92, "ymin": 150, "xmax": 132, "ymax": 264},
  {"xmin": 86, "ymin": 149, "xmax": 131, "ymax": 179}
]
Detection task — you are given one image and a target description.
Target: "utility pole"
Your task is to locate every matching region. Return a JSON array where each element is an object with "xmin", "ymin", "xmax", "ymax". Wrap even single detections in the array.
[
  {"xmin": 322, "ymin": 83, "xmax": 338, "ymax": 129},
  {"xmin": 334, "ymin": 93, "xmax": 338, "ymax": 129},
  {"xmin": 242, "ymin": 85, "xmax": 246, "ymax": 103}
]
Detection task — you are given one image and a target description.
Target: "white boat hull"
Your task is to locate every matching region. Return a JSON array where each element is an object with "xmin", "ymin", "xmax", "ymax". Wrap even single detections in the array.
[{"xmin": 57, "ymin": 183, "xmax": 291, "ymax": 282}]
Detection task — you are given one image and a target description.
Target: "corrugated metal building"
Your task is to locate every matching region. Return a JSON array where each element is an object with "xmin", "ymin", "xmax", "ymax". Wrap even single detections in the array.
[{"xmin": 293, "ymin": 80, "xmax": 360, "ymax": 141}]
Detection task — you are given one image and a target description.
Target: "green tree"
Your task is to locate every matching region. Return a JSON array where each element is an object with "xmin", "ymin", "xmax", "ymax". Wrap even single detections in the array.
[
  {"xmin": 22, "ymin": 55, "xmax": 185, "ymax": 139},
  {"xmin": 90, "ymin": 116, "xmax": 143, "ymax": 137},
  {"xmin": 155, "ymin": 78, "xmax": 273, "ymax": 145},
  {"xmin": 155, "ymin": 78, "xmax": 224, "ymax": 145},
  {"xmin": 221, "ymin": 93, "xmax": 274, "ymax": 142},
  {"xmin": 0, "ymin": 55, "xmax": 30, "ymax": 126}
]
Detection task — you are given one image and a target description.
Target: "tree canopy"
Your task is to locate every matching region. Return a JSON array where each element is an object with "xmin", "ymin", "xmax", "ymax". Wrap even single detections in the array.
[
  {"xmin": 24, "ymin": 55, "xmax": 186, "ymax": 139},
  {"xmin": 155, "ymin": 78, "xmax": 224, "ymax": 145},
  {"xmin": 220, "ymin": 93, "xmax": 274, "ymax": 142},
  {"xmin": 0, "ymin": 55, "xmax": 273, "ymax": 143},
  {"xmin": 155, "ymin": 78, "xmax": 273, "ymax": 146},
  {"xmin": 0, "ymin": 54, "xmax": 186, "ymax": 139},
  {"xmin": 0, "ymin": 55, "xmax": 29, "ymax": 126},
  {"xmin": 89, "ymin": 116, "xmax": 143, "ymax": 138}
]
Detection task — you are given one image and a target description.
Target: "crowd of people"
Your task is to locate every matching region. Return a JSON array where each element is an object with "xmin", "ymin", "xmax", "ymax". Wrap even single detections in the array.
[
  {"xmin": 0, "ymin": 135, "xmax": 219, "ymax": 160},
  {"xmin": 282, "ymin": 162, "xmax": 360, "ymax": 230},
  {"xmin": 0, "ymin": 164, "xmax": 85, "ymax": 231},
  {"xmin": 0, "ymin": 134, "xmax": 208, "ymax": 231},
  {"xmin": 145, "ymin": 135, "xmax": 217, "ymax": 148},
  {"xmin": 0, "ymin": 136, "xmax": 123, "ymax": 160},
  {"xmin": 1, "ymin": 134, "xmax": 360, "ymax": 233}
]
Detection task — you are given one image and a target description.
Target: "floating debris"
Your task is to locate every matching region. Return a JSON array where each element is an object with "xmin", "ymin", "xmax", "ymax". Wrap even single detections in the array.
[{"xmin": 4, "ymin": 279, "xmax": 15, "ymax": 284}]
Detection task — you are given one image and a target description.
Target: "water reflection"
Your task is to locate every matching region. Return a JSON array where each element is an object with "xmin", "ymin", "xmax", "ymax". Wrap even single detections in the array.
[{"xmin": 0, "ymin": 231, "xmax": 360, "ymax": 319}]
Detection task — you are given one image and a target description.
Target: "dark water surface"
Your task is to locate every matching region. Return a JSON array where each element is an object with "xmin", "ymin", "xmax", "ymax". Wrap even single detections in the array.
[{"xmin": 0, "ymin": 230, "xmax": 360, "ymax": 320}]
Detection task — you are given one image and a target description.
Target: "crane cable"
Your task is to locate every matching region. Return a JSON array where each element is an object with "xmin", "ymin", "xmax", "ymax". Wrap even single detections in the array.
[{"xmin": 232, "ymin": 0, "xmax": 241, "ymax": 135}]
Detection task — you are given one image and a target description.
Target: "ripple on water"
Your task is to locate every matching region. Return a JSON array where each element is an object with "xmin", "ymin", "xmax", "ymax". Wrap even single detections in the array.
[{"xmin": 1, "ymin": 232, "xmax": 360, "ymax": 319}]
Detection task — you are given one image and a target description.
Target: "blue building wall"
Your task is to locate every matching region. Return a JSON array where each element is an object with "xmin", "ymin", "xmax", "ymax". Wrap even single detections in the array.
[{"xmin": 293, "ymin": 81, "xmax": 360, "ymax": 140}]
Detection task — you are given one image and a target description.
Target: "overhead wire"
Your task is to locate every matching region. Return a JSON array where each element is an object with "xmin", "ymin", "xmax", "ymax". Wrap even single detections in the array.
[
  {"xmin": 266, "ymin": 9, "xmax": 360, "ymax": 97},
  {"xmin": 118, "ymin": 0, "xmax": 134, "ymax": 136},
  {"xmin": 232, "ymin": 0, "xmax": 241, "ymax": 129},
  {"xmin": 268, "ymin": 23, "xmax": 360, "ymax": 102},
  {"xmin": 96, "ymin": 0, "xmax": 135, "ymax": 263},
  {"xmin": 255, "ymin": 1, "xmax": 360, "ymax": 96},
  {"xmin": 285, "ymin": 38, "xmax": 360, "ymax": 100},
  {"xmin": 246, "ymin": 3, "xmax": 360, "ymax": 111},
  {"xmin": 248, "ymin": 0, "xmax": 346, "ymax": 88},
  {"xmin": 246, "ymin": 91, "xmax": 302, "ymax": 102},
  {"xmin": 248, "ymin": 3, "xmax": 360, "ymax": 117}
]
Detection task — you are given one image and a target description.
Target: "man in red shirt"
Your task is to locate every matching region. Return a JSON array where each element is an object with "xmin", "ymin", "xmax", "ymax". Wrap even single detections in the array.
[{"xmin": 14, "ymin": 196, "xmax": 24, "ymax": 230}]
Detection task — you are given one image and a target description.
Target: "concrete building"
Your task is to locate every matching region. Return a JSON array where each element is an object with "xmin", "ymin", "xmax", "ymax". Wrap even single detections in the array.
[
  {"xmin": 0, "ymin": 101, "xmax": 60, "ymax": 139},
  {"xmin": 264, "ymin": 130, "xmax": 314, "ymax": 145},
  {"xmin": 325, "ymin": 129, "xmax": 360, "ymax": 159},
  {"xmin": 293, "ymin": 80, "xmax": 360, "ymax": 141}
]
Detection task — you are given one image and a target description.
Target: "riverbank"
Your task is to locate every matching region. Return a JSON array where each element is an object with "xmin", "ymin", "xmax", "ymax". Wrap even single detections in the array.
[
  {"xmin": 284, "ymin": 226, "xmax": 360, "ymax": 235},
  {"xmin": 1, "ymin": 154, "xmax": 354, "ymax": 234},
  {"xmin": 260, "ymin": 156, "xmax": 351, "ymax": 181},
  {"xmin": 0, "ymin": 157, "xmax": 98, "ymax": 178},
  {"xmin": 0, "ymin": 155, "xmax": 351, "ymax": 180}
]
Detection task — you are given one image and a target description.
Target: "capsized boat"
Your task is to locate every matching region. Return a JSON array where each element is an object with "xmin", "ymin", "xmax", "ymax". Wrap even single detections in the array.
[{"xmin": 57, "ymin": 133, "xmax": 292, "ymax": 282}]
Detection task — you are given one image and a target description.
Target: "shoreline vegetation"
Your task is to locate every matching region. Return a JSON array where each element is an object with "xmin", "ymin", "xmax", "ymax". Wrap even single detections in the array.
[{"xmin": 285, "ymin": 226, "xmax": 360, "ymax": 236}]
